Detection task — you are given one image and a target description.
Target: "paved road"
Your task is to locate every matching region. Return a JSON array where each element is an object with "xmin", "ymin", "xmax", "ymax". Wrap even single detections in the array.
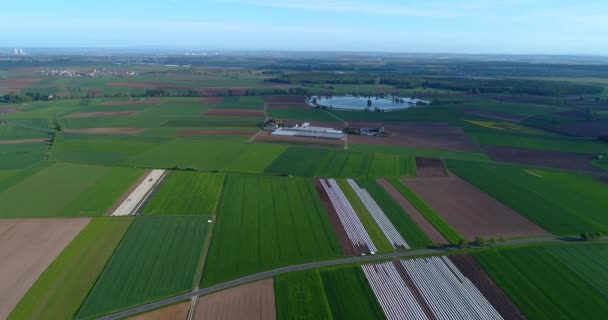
[{"xmin": 97, "ymin": 237, "xmax": 601, "ymax": 320}]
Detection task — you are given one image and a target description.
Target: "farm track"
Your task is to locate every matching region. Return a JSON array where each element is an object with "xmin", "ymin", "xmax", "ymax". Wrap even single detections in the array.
[{"xmin": 97, "ymin": 237, "xmax": 606, "ymax": 320}]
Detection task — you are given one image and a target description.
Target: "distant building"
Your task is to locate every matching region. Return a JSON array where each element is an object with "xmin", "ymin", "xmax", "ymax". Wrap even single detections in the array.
[{"xmin": 271, "ymin": 123, "xmax": 345, "ymax": 140}]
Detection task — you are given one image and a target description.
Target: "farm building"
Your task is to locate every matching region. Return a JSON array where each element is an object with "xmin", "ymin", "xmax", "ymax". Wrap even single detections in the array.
[{"xmin": 271, "ymin": 123, "xmax": 345, "ymax": 140}]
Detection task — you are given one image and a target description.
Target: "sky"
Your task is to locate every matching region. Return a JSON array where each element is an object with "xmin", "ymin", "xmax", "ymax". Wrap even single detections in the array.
[{"xmin": 2, "ymin": 0, "xmax": 608, "ymax": 54}]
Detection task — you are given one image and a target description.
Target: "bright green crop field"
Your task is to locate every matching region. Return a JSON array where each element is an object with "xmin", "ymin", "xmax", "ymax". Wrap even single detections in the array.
[
  {"xmin": 201, "ymin": 175, "xmax": 343, "ymax": 287},
  {"xmin": 275, "ymin": 270, "xmax": 334, "ymax": 320},
  {"xmin": 9, "ymin": 218, "xmax": 133, "ymax": 320},
  {"xmin": 356, "ymin": 179, "xmax": 432, "ymax": 249},
  {"xmin": 0, "ymin": 142, "xmax": 49, "ymax": 170},
  {"xmin": 0, "ymin": 162, "xmax": 144, "ymax": 217},
  {"xmin": 387, "ymin": 178, "xmax": 464, "ymax": 244},
  {"xmin": 447, "ymin": 160, "xmax": 608, "ymax": 235},
  {"xmin": 76, "ymin": 216, "xmax": 212, "ymax": 319},
  {"xmin": 474, "ymin": 244, "xmax": 608, "ymax": 320},
  {"xmin": 142, "ymin": 171, "xmax": 225, "ymax": 215}
]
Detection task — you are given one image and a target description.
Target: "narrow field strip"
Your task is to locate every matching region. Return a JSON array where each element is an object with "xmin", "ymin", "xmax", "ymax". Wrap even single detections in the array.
[
  {"xmin": 112, "ymin": 169, "xmax": 166, "ymax": 216},
  {"xmin": 319, "ymin": 178, "xmax": 377, "ymax": 254},
  {"xmin": 348, "ymin": 179, "xmax": 410, "ymax": 250}
]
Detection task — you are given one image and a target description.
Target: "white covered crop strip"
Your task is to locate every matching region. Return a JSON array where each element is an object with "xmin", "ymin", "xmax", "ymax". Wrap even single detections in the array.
[
  {"xmin": 347, "ymin": 179, "xmax": 410, "ymax": 249},
  {"xmin": 400, "ymin": 257, "xmax": 503, "ymax": 320},
  {"xmin": 111, "ymin": 169, "xmax": 166, "ymax": 216},
  {"xmin": 320, "ymin": 178, "xmax": 377, "ymax": 254},
  {"xmin": 362, "ymin": 262, "xmax": 429, "ymax": 320}
]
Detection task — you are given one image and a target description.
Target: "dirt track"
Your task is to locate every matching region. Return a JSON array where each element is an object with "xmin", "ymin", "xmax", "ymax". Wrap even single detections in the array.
[
  {"xmin": 376, "ymin": 179, "xmax": 449, "ymax": 245},
  {"xmin": 0, "ymin": 218, "xmax": 90, "ymax": 319},
  {"xmin": 193, "ymin": 279, "xmax": 276, "ymax": 320},
  {"xmin": 64, "ymin": 128, "xmax": 145, "ymax": 135},
  {"xmin": 402, "ymin": 175, "xmax": 550, "ymax": 240},
  {"xmin": 65, "ymin": 111, "xmax": 138, "ymax": 118},
  {"xmin": 203, "ymin": 109, "xmax": 266, "ymax": 118},
  {"xmin": 128, "ymin": 302, "xmax": 190, "ymax": 320}
]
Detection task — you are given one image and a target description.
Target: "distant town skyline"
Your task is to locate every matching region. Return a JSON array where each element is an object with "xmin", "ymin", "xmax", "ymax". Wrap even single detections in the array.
[{"xmin": 2, "ymin": 0, "xmax": 608, "ymax": 55}]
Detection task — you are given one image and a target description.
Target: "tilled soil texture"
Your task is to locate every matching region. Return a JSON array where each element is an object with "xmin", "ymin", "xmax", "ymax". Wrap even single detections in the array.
[
  {"xmin": 0, "ymin": 78, "xmax": 42, "ymax": 92},
  {"xmin": 0, "ymin": 139, "xmax": 49, "ymax": 144},
  {"xmin": 314, "ymin": 179, "xmax": 357, "ymax": 255},
  {"xmin": 193, "ymin": 279, "xmax": 276, "ymax": 320},
  {"xmin": 0, "ymin": 106, "xmax": 18, "ymax": 114},
  {"xmin": 464, "ymin": 110, "xmax": 525, "ymax": 123},
  {"xmin": 263, "ymin": 95, "xmax": 306, "ymax": 103},
  {"xmin": 402, "ymin": 175, "xmax": 550, "ymax": 240},
  {"xmin": 486, "ymin": 146, "xmax": 605, "ymax": 174},
  {"xmin": 0, "ymin": 218, "xmax": 90, "ymax": 319},
  {"xmin": 556, "ymin": 121, "xmax": 608, "ymax": 137},
  {"xmin": 177, "ymin": 130, "xmax": 258, "ymax": 137},
  {"xmin": 449, "ymin": 254, "xmax": 526, "ymax": 320},
  {"xmin": 65, "ymin": 111, "xmax": 138, "ymax": 118},
  {"xmin": 63, "ymin": 128, "xmax": 145, "ymax": 135},
  {"xmin": 349, "ymin": 122, "xmax": 480, "ymax": 152},
  {"xmin": 200, "ymin": 97, "xmax": 224, "ymax": 104},
  {"xmin": 416, "ymin": 158, "xmax": 447, "ymax": 177},
  {"xmin": 203, "ymin": 109, "xmax": 266, "ymax": 118},
  {"xmin": 253, "ymin": 131, "xmax": 345, "ymax": 148},
  {"xmin": 376, "ymin": 179, "xmax": 449, "ymax": 245},
  {"xmin": 128, "ymin": 301, "xmax": 190, "ymax": 320}
]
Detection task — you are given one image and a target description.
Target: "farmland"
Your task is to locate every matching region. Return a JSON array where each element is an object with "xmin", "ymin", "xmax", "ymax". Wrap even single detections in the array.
[
  {"xmin": 447, "ymin": 160, "xmax": 608, "ymax": 235},
  {"xmin": 201, "ymin": 175, "xmax": 342, "ymax": 287},
  {"xmin": 142, "ymin": 171, "xmax": 225, "ymax": 215},
  {"xmin": 473, "ymin": 244, "xmax": 608, "ymax": 319},
  {"xmin": 194, "ymin": 279, "xmax": 275, "ymax": 320},
  {"xmin": 8, "ymin": 218, "xmax": 133, "ymax": 320},
  {"xmin": 76, "ymin": 216, "xmax": 212, "ymax": 319},
  {"xmin": 275, "ymin": 270, "xmax": 333, "ymax": 320}
]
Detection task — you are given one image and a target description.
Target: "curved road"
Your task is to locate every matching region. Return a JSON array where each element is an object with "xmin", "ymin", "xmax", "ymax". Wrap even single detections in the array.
[{"xmin": 98, "ymin": 237, "xmax": 600, "ymax": 320}]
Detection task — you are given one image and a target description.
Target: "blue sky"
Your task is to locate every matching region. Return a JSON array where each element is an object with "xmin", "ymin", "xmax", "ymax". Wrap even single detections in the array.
[{"xmin": 2, "ymin": 0, "xmax": 607, "ymax": 54}]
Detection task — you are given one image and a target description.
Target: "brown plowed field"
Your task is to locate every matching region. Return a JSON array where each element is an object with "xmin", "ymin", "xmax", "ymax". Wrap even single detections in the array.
[
  {"xmin": 402, "ymin": 175, "xmax": 550, "ymax": 240},
  {"xmin": 200, "ymin": 97, "xmax": 224, "ymax": 104},
  {"xmin": 99, "ymin": 100, "xmax": 163, "ymax": 106},
  {"xmin": 177, "ymin": 130, "xmax": 257, "ymax": 137},
  {"xmin": 0, "ymin": 218, "xmax": 90, "ymax": 319},
  {"xmin": 464, "ymin": 110, "xmax": 525, "ymax": 122},
  {"xmin": 376, "ymin": 179, "xmax": 449, "ymax": 245},
  {"xmin": 263, "ymin": 95, "xmax": 306, "ymax": 103},
  {"xmin": 0, "ymin": 106, "xmax": 18, "ymax": 114},
  {"xmin": 193, "ymin": 279, "xmax": 276, "ymax": 320},
  {"xmin": 449, "ymin": 254, "xmax": 526, "ymax": 320},
  {"xmin": 129, "ymin": 302, "xmax": 190, "ymax": 320},
  {"xmin": 0, "ymin": 138, "xmax": 49, "ymax": 144},
  {"xmin": 349, "ymin": 123, "xmax": 479, "ymax": 152},
  {"xmin": 265, "ymin": 103, "xmax": 309, "ymax": 110},
  {"xmin": 87, "ymin": 89, "xmax": 103, "ymax": 98},
  {"xmin": 416, "ymin": 158, "xmax": 447, "ymax": 177},
  {"xmin": 253, "ymin": 132, "xmax": 345, "ymax": 148},
  {"xmin": 65, "ymin": 111, "xmax": 138, "ymax": 118},
  {"xmin": 486, "ymin": 146, "xmax": 605, "ymax": 173},
  {"xmin": 314, "ymin": 179, "xmax": 357, "ymax": 255},
  {"xmin": 0, "ymin": 78, "xmax": 41, "ymax": 89},
  {"xmin": 203, "ymin": 109, "xmax": 266, "ymax": 118},
  {"xmin": 64, "ymin": 128, "xmax": 145, "ymax": 135}
]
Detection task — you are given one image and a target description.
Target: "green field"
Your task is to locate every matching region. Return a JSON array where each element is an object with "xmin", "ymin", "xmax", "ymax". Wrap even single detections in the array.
[
  {"xmin": 76, "ymin": 216, "xmax": 212, "ymax": 319},
  {"xmin": 0, "ymin": 119, "xmax": 52, "ymax": 139},
  {"xmin": 142, "ymin": 171, "xmax": 225, "ymax": 215},
  {"xmin": 201, "ymin": 175, "xmax": 342, "ymax": 287},
  {"xmin": 336, "ymin": 179, "xmax": 393, "ymax": 252},
  {"xmin": 9, "ymin": 218, "xmax": 133, "ymax": 320},
  {"xmin": 0, "ymin": 142, "xmax": 49, "ymax": 170},
  {"xmin": 474, "ymin": 244, "xmax": 608, "ymax": 320},
  {"xmin": 356, "ymin": 179, "xmax": 432, "ymax": 249},
  {"xmin": 448, "ymin": 160, "xmax": 608, "ymax": 235},
  {"xmin": 348, "ymin": 144, "xmax": 489, "ymax": 161},
  {"xmin": 387, "ymin": 178, "xmax": 464, "ymax": 244},
  {"xmin": 212, "ymin": 96, "xmax": 264, "ymax": 109},
  {"xmin": 593, "ymin": 158, "xmax": 608, "ymax": 171},
  {"xmin": 266, "ymin": 107, "xmax": 341, "ymax": 122},
  {"xmin": 0, "ymin": 162, "xmax": 144, "ymax": 217},
  {"xmin": 320, "ymin": 266, "xmax": 386, "ymax": 320},
  {"xmin": 275, "ymin": 270, "xmax": 333, "ymax": 320}
]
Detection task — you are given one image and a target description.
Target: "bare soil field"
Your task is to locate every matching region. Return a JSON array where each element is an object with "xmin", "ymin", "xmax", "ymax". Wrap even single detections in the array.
[
  {"xmin": 129, "ymin": 302, "xmax": 190, "ymax": 320},
  {"xmin": 376, "ymin": 179, "xmax": 448, "ymax": 245},
  {"xmin": 486, "ymin": 146, "xmax": 604, "ymax": 173},
  {"xmin": 87, "ymin": 89, "xmax": 103, "ymax": 98},
  {"xmin": 402, "ymin": 175, "xmax": 550, "ymax": 240},
  {"xmin": 64, "ymin": 128, "xmax": 145, "ymax": 135},
  {"xmin": 203, "ymin": 109, "xmax": 266, "ymax": 118},
  {"xmin": 263, "ymin": 95, "xmax": 305, "ymax": 103},
  {"xmin": 0, "ymin": 218, "xmax": 90, "ymax": 319},
  {"xmin": 0, "ymin": 106, "xmax": 18, "ymax": 114},
  {"xmin": 265, "ymin": 103, "xmax": 309, "ymax": 110},
  {"xmin": 177, "ymin": 130, "xmax": 257, "ymax": 137},
  {"xmin": 556, "ymin": 121, "xmax": 608, "ymax": 137},
  {"xmin": 0, "ymin": 78, "xmax": 41, "ymax": 89},
  {"xmin": 200, "ymin": 97, "xmax": 224, "ymax": 104},
  {"xmin": 314, "ymin": 179, "xmax": 357, "ymax": 255},
  {"xmin": 0, "ymin": 138, "xmax": 49, "ymax": 144},
  {"xmin": 349, "ymin": 122, "xmax": 479, "ymax": 152},
  {"xmin": 253, "ymin": 131, "xmax": 345, "ymax": 148},
  {"xmin": 194, "ymin": 279, "xmax": 276, "ymax": 320},
  {"xmin": 416, "ymin": 157, "xmax": 447, "ymax": 177},
  {"xmin": 99, "ymin": 100, "xmax": 163, "ymax": 106},
  {"xmin": 65, "ymin": 111, "xmax": 138, "ymax": 118},
  {"xmin": 449, "ymin": 254, "xmax": 526, "ymax": 320},
  {"xmin": 464, "ymin": 110, "xmax": 525, "ymax": 122}
]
